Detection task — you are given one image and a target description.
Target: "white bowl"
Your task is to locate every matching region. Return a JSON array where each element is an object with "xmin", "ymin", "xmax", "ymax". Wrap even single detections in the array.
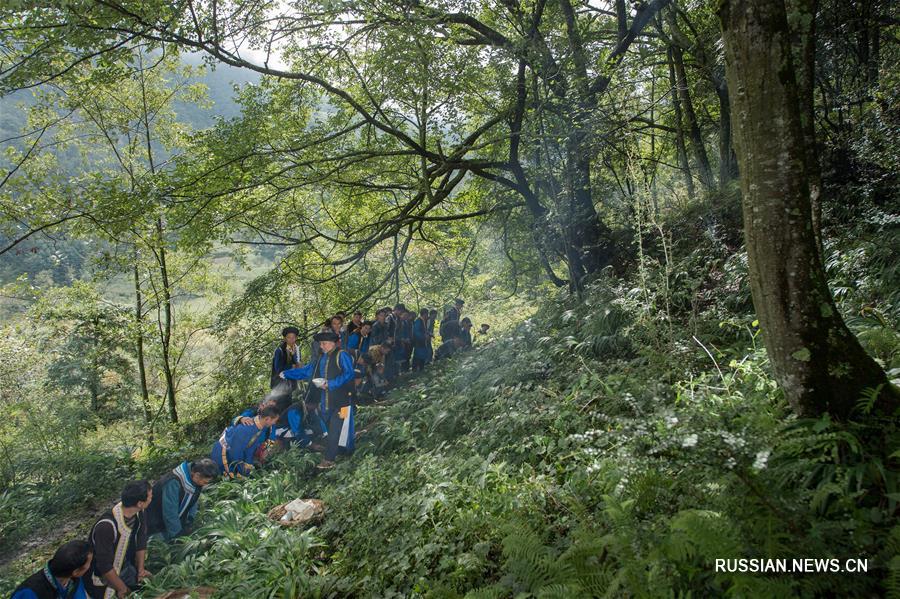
[{"xmin": 312, "ymin": 378, "xmax": 327, "ymax": 389}]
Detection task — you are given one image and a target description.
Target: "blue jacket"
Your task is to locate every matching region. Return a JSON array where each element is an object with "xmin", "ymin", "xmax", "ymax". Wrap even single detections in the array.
[
  {"xmin": 347, "ymin": 331, "xmax": 370, "ymax": 355},
  {"xmin": 158, "ymin": 472, "xmax": 199, "ymax": 540},
  {"xmin": 282, "ymin": 351, "xmax": 355, "ymax": 390},
  {"xmin": 283, "ymin": 350, "xmax": 355, "ymax": 412},
  {"xmin": 212, "ymin": 420, "xmax": 268, "ymax": 476}
]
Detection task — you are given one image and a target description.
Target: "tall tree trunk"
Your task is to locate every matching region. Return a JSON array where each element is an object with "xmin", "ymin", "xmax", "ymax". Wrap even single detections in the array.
[
  {"xmin": 667, "ymin": 46, "xmax": 696, "ymax": 200},
  {"xmin": 670, "ymin": 41, "xmax": 715, "ymax": 192},
  {"xmin": 866, "ymin": 0, "xmax": 879, "ymax": 86},
  {"xmin": 786, "ymin": 0, "xmax": 823, "ymax": 255},
  {"xmin": 719, "ymin": 0, "xmax": 897, "ymax": 419},
  {"xmin": 715, "ymin": 82, "xmax": 739, "ymax": 185},
  {"xmin": 138, "ymin": 52, "xmax": 177, "ymax": 424},
  {"xmin": 132, "ymin": 256, "xmax": 151, "ymax": 424},
  {"xmin": 558, "ymin": 0, "xmax": 614, "ymax": 281},
  {"xmin": 566, "ymin": 129, "xmax": 611, "ymax": 282},
  {"xmin": 156, "ymin": 218, "xmax": 178, "ymax": 423}
]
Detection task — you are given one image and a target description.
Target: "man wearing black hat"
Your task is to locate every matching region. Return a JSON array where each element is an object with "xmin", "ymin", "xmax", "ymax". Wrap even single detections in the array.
[
  {"xmin": 271, "ymin": 326, "xmax": 301, "ymax": 390},
  {"xmin": 281, "ymin": 331, "xmax": 357, "ymax": 469}
]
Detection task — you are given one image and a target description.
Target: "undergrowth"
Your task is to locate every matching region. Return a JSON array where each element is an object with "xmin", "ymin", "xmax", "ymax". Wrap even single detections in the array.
[
  {"xmin": 114, "ymin": 277, "xmax": 900, "ymax": 598},
  {"xmin": 1, "ymin": 210, "xmax": 897, "ymax": 597}
]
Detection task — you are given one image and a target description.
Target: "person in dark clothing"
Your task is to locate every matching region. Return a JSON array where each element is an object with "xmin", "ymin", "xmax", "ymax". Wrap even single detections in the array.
[
  {"xmin": 346, "ymin": 311, "xmax": 363, "ymax": 335},
  {"xmin": 384, "ymin": 305, "xmax": 405, "ymax": 382},
  {"xmin": 440, "ymin": 299, "xmax": 464, "ymax": 340},
  {"xmin": 270, "ymin": 326, "xmax": 301, "ymax": 416},
  {"xmin": 459, "ymin": 317, "xmax": 474, "ymax": 348},
  {"xmin": 397, "ymin": 309, "xmax": 414, "ymax": 372},
  {"xmin": 370, "ymin": 309, "xmax": 389, "ymax": 346},
  {"xmin": 271, "ymin": 326, "xmax": 301, "ymax": 390},
  {"xmin": 10, "ymin": 540, "xmax": 92, "ymax": 599},
  {"xmin": 329, "ymin": 314, "xmax": 347, "ymax": 349},
  {"xmin": 85, "ymin": 481, "xmax": 152, "ymax": 599},
  {"xmin": 435, "ymin": 337, "xmax": 465, "ymax": 361},
  {"xmin": 146, "ymin": 459, "xmax": 218, "ymax": 541},
  {"xmin": 387, "ymin": 304, "xmax": 406, "ymax": 343},
  {"xmin": 346, "ymin": 321, "xmax": 372, "ymax": 358},
  {"xmin": 412, "ymin": 309, "xmax": 431, "ymax": 371}
]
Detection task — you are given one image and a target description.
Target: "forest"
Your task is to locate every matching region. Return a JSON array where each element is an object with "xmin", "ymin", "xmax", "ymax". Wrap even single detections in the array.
[{"xmin": 0, "ymin": 0, "xmax": 897, "ymax": 597}]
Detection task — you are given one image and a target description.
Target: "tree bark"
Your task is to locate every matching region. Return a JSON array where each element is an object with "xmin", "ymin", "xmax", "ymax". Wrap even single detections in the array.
[
  {"xmin": 786, "ymin": 0, "xmax": 823, "ymax": 255},
  {"xmin": 558, "ymin": 0, "xmax": 614, "ymax": 281},
  {"xmin": 719, "ymin": 0, "xmax": 898, "ymax": 419}
]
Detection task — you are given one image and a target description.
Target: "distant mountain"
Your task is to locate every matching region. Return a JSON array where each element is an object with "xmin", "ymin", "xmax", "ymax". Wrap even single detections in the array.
[
  {"xmin": 0, "ymin": 56, "xmax": 262, "ymax": 308},
  {"xmin": 0, "ymin": 54, "xmax": 260, "ymax": 147},
  {"xmin": 174, "ymin": 53, "xmax": 262, "ymax": 127}
]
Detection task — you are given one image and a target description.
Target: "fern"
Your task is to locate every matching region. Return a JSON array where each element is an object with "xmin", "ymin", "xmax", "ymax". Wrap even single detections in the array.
[
  {"xmin": 887, "ymin": 555, "xmax": 900, "ymax": 599},
  {"xmin": 855, "ymin": 384, "xmax": 884, "ymax": 416},
  {"xmin": 667, "ymin": 510, "xmax": 744, "ymax": 564}
]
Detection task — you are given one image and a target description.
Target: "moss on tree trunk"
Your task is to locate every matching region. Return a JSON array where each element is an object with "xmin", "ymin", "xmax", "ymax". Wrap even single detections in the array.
[{"xmin": 719, "ymin": 0, "xmax": 897, "ymax": 419}]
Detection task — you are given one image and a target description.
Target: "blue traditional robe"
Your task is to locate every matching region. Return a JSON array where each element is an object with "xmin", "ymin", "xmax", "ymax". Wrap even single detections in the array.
[
  {"xmin": 211, "ymin": 419, "xmax": 269, "ymax": 477},
  {"xmin": 148, "ymin": 461, "xmax": 202, "ymax": 540},
  {"xmin": 234, "ymin": 409, "xmax": 277, "ymax": 442},
  {"xmin": 412, "ymin": 318, "xmax": 431, "ymax": 363},
  {"xmin": 283, "ymin": 350, "xmax": 356, "ymax": 451},
  {"xmin": 282, "ymin": 351, "xmax": 356, "ymax": 403},
  {"xmin": 396, "ymin": 319, "xmax": 413, "ymax": 365}
]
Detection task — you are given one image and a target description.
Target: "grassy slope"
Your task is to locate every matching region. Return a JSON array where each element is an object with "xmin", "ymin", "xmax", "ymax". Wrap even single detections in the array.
[
  {"xmin": 0, "ymin": 246, "xmax": 275, "ymax": 561},
  {"xmin": 117, "ymin": 284, "xmax": 898, "ymax": 599}
]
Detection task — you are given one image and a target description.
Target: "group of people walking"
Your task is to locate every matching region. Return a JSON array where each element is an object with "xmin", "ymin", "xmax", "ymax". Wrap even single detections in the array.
[
  {"xmin": 10, "ymin": 299, "xmax": 486, "ymax": 599},
  {"xmin": 215, "ymin": 298, "xmax": 484, "ymax": 474}
]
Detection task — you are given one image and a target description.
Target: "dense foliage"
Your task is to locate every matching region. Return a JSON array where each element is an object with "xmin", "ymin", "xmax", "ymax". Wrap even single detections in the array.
[
  {"xmin": 0, "ymin": 0, "xmax": 898, "ymax": 596},
  {"xmin": 130, "ymin": 259, "xmax": 898, "ymax": 596}
]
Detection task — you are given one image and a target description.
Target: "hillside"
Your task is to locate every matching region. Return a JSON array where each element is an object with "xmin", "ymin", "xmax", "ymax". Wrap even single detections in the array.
[
  {"xmin": 2, "ymin": 1, "xmax": 898, "ymax": 597},
  {"xmin": 106, "ymin": 285, "xmax": 891, "ymax": 597},
  {"xmin": 1, "ymin": 277, "xmax": 886, "ymax": 598}
]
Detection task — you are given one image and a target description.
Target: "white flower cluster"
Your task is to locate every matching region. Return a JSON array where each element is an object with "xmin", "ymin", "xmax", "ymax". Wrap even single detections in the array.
[
  {"xmin": 568, "ymin": 429, "xmax": 605, "ymax": 444},
  {"xmin": 719, "ymin": 430, "xmax": 747, "ymax": 450},
  {"xmin": 752, "ymin": 449, "xmax": 771, "ymax": 471},
  {"xmin": 682, "ymin": 433, "xmax": 699, "ymax": 448}
]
